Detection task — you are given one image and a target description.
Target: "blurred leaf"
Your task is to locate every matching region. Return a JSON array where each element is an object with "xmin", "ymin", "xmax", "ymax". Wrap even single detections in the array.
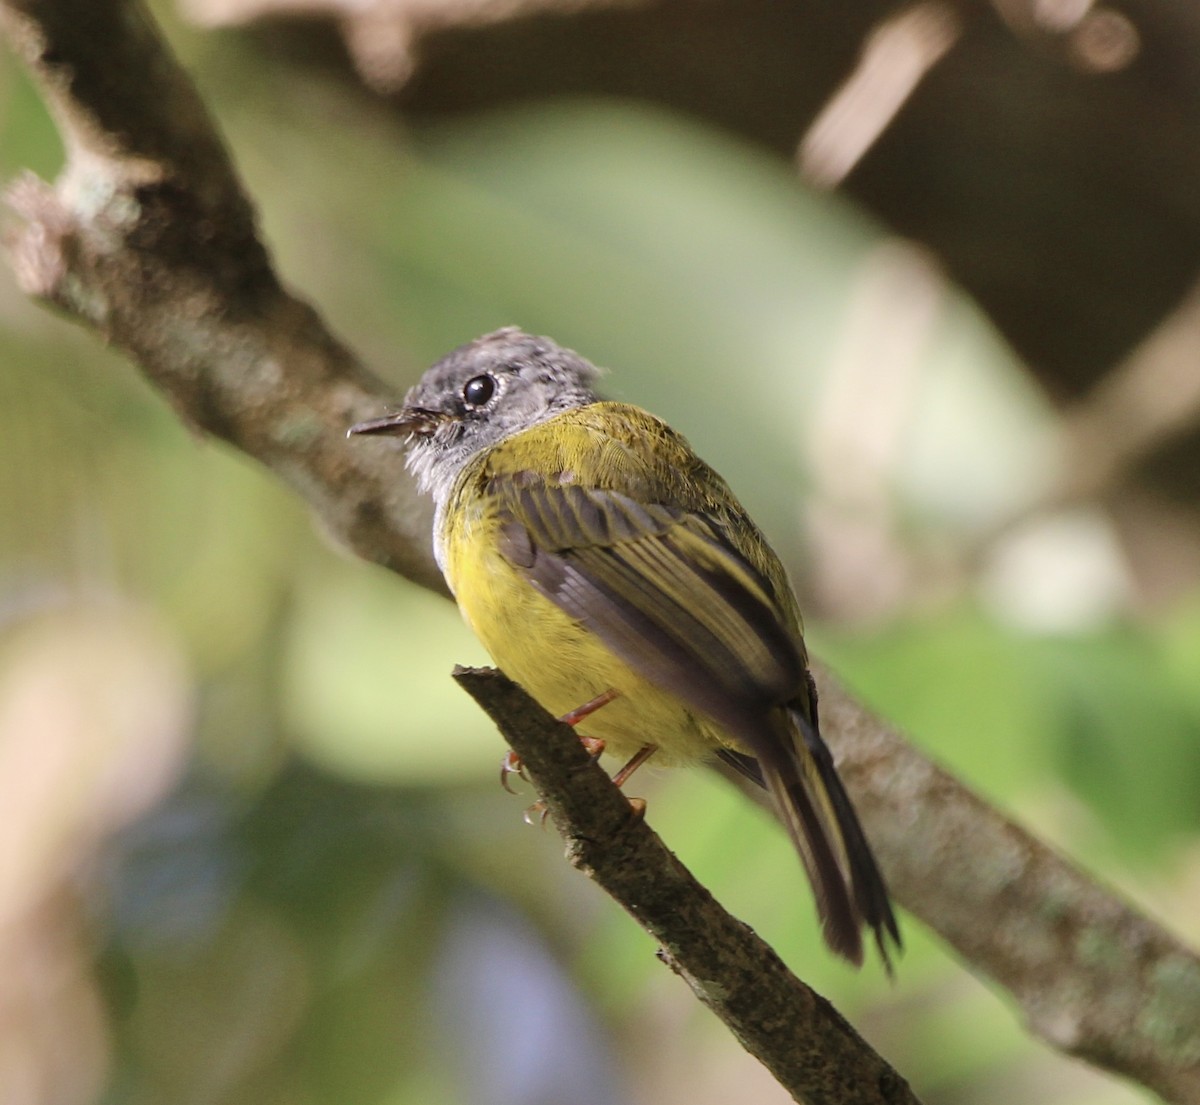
[
  {"xmin": 817, "ymin": 606, "xmax": 1055, "ymax": 797},
  {"xmin": 902, "ymin": 299, "xmax": 1058, "ymax": 529},
  {"xmin": 0, "ymin": 58, "xmax": 62, "ymax": 179},
  {"xmin": 1030, "ymin": 627, "xmax": 1200, "ymax": 857},
  {"xmin": 282, "ymin": 562, "xmax": 495, "ymax": 784}
]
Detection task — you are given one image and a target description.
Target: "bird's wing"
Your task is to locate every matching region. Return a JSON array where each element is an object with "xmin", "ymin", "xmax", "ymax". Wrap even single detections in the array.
[
  {"xmin": 492, "ymin": 477, "xmax": 882, "ymax": 964},
  {"xmin": 493, "ymin": 479, "xmax": 805, "ymax": 735}
]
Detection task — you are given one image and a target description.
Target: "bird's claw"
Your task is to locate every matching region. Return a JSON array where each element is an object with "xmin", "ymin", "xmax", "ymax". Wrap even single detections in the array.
[
  {"xmin": 522, "ymin": 800, "xmax": 550, "ymax": 828},
  {"xmin": 500, "ymin": 750, "xmax": 527, "ymax": 794}
]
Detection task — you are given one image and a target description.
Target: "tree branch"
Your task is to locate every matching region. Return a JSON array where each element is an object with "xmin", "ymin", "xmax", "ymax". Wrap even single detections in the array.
[
  {"xmin": 184, "ymin": 0, "xmax": 638, "ymax": 92},
  {"xmin": 814, "ymin": 663, "xmax": 1200, "ymax": 1105},
  {"xmin": 3, "ymin": 1, "xmax": 1199, "ymax": 1102},
  {"xmin": 0, "ymin": 0, "xmax": 443, "ymax": 594},
  {"xmin": 454, "ymin": 666, "xmax": 918, "ymax": 1105}
]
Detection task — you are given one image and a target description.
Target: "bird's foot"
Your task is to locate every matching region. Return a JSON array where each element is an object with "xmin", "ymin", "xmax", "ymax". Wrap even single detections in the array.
[
  {"xmin": 578, "ymin": 734, "xmax": 606, "ymax": 761},
  {"xmin": 610, "ymin": 744, "xmax": 657, "ymax": 817},
  {"xmin": 498, "ymin": 731, "xmax": 607, "ymax": 795},
  {"xmin": 522, "ymin": 800, "xmax": 551, "ymax": 828},
  {"xmin": 499, "ymin": 750, "xmax": 527, "ymax": 794},
  {"xmin": 504, "ymin": 694, "xmax": 654, "ymax": 823}
]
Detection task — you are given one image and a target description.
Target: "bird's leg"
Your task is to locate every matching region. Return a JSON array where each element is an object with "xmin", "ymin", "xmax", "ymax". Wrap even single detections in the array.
[
  {"xmin": 610, "ymin": 744, "xmax": 657, "ymax": 819},
  {"xmin": 559, "ymin": 688, "xmax": 620, "ymax": 729},
  {"xmin": 610, "ymin": 744, "xmax": 657, "ymax": 788},
  {"xmin": 522, "ymin": 742, "xmax": 657, "ymax": 826},
  {"xmin": 498, "ymin": 689, "xmax": 652, "ymax": 825},
  {"xmin": 500, "ymin": 688, "xmax": 620, "ymax": 793}
]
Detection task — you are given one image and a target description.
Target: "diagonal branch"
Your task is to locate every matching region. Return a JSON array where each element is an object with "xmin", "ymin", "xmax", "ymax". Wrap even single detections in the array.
[
  {"xmin": 454, "ymin": 666, "xmax": 918, "ymax": 1105},
  {"xmin": 0, "ymin": 0, "xmax": 443, "ymax": 594},
  {"xmin": 2, "ymin": 2, "xmax": 1199, "ymax": 1102},
  {"xmin": 813, "ymin": 662, "xmax": 1200, "ymax": 1104}
]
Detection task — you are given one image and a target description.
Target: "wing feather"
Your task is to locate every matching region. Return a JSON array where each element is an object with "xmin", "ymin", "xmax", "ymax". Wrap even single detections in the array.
[{"xmin": 487, "ymin": 471, "xmax": 896, "ymax": 966}]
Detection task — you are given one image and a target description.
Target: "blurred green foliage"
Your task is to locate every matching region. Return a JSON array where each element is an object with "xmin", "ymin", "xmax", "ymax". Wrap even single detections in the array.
[{"xmin": 0, "ymin": 14, "xmax": 1192, "ymax": 1105}]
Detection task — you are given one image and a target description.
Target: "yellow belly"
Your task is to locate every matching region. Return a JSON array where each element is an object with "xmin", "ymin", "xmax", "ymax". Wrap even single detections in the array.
[{"xmin": 442, "ymin": 512, "xmax": 726, "ymax": 766}]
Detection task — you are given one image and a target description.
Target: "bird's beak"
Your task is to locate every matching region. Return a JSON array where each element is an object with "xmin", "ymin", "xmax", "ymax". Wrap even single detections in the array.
[{"xmin": 347, "ymin": 406, "xmax": 444, "ymax": 439}]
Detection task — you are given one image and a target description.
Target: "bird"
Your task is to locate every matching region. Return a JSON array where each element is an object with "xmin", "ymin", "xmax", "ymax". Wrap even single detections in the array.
[{"xmin": 349, "ymin": 327, "xmax": 900, "ymax": 968}]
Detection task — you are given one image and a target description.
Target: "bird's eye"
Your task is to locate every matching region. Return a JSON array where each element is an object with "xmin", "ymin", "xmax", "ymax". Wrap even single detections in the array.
[{"xmin": 462, "ymin": 374, "xmax": 496, "ymax": 408}]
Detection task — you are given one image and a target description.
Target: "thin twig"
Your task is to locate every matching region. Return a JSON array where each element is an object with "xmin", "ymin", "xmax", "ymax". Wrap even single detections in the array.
[
  {"xmin": 798, "ymin": 1, "xmax": 961, "ymax": 189},
  {"xmin": 182, "ymin": 0, "xmax": 636, "ymax": 91},
  {"xmin": 454, "ymin": 666, "xmax": 919, "ymax": 1105}
]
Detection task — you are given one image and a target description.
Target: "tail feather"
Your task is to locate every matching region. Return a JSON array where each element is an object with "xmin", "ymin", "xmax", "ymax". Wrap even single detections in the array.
[
  {"xmin": 755, "ymin": 708, "xmax": 900, "ymax": 970},
  {"xmin": 760, "ymin": 741, "xmax": 864, "ymax": 964},
  {"xmin": 794, "ymin": 708, "xmax": 901, "ymax": 971}
]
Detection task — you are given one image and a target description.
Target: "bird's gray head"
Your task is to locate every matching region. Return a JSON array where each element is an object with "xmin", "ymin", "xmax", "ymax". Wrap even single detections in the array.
[{"xmin": 349, "ymin": 328, "xmax": 602, "ymax": 501}]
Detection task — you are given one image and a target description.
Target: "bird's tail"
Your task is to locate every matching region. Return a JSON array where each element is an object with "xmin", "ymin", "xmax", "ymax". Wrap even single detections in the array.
[{"xmin": 762, "ymin": 705, "xmax": 901, "ymax": 970}]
